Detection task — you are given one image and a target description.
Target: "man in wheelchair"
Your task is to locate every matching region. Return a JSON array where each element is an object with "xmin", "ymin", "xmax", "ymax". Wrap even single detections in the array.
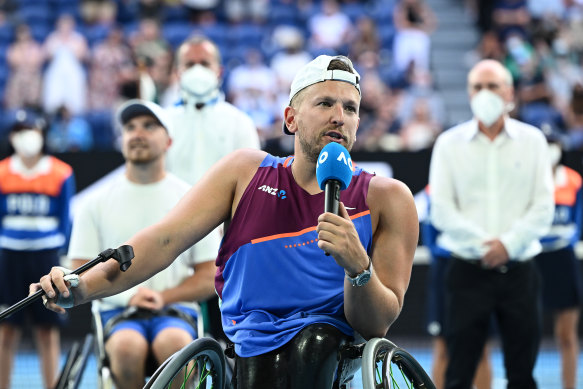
[
  {"xmin": 34, "ymin": 55, "xmax": 419, "ymax": 389},
  {"xmin": 67, "ymin": 99, "xmax": 220, "ymax": 388}
]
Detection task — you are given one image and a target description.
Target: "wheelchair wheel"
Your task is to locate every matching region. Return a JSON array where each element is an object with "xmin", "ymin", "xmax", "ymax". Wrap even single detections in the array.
[
  {"xmin": 361, "ymin": 338, "xmax": 435, "ymax": 389},
  {"xmin": 143, "ymin": 337, "xmax": 226, "ymax": 389}
]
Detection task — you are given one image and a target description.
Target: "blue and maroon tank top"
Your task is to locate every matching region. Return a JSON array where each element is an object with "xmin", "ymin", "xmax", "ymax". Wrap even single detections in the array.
[{"xmin": 215, "ymin": 153, "xmax": 374, "ymax": 357}]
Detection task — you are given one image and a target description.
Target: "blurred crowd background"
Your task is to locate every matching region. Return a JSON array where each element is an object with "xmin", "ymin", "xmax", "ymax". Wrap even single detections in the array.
[{"xmin": 0, "ymin": 0, "xmax": 581, "ymax": 156}]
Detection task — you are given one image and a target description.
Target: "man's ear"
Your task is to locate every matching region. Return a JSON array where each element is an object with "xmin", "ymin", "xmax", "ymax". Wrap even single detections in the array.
[{"xmin": 284, "ymin": 106, "xmax": 297, "ymax": 134}]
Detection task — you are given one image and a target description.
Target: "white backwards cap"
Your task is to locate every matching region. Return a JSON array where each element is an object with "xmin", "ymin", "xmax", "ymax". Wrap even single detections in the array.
[{"xmin": 283, "ymin": 55, "xmax": 360, "ymax": 135}]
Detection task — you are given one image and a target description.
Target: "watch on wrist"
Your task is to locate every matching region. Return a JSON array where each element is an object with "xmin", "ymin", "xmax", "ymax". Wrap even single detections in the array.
[{"xmin": 345, "ymin": 256, "xmax": 372, "ymax": 287}]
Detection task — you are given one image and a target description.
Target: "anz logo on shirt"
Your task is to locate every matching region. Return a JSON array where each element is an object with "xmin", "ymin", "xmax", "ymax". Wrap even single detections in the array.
[{"xmin": 258, "ymin": 185, "xmax": 287, "ymax": 199}]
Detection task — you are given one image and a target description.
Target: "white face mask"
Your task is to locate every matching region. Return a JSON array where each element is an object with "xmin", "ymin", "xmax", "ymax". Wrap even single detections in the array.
[
  {"xmin": 470, "ymin": 89, "xmax": 506, "ymax": 127},
  {"xmin": 180, "ymin": 65, "xmax": 220, "ymax": 105},
  {"xmin": 11, "ymin": 129, "xmax": 43, "ymax": 158},
  {"xmin": 548, "ymin": 143, "xmax": 562, "ymax": 167}
]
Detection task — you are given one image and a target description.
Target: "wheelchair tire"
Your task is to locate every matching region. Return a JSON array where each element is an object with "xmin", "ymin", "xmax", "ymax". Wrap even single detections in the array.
[
  {"xmin": 143, "ymin": 337, "xmax": 226, "ymax": 389},
  {"xmin": 361, "ymin": 338, "xmax": 435, "ymax": 389}
]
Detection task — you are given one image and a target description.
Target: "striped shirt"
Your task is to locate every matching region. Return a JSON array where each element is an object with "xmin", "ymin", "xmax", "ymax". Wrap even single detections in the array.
[{"xmin": 0, "ymin": 155, "xmax": 74, "ymax": 251}]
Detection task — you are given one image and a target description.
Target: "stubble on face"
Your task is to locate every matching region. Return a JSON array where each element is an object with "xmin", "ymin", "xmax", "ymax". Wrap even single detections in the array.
[{"xmin": 296, "ymin": 116, "xmax": 357, "ymax": 164}]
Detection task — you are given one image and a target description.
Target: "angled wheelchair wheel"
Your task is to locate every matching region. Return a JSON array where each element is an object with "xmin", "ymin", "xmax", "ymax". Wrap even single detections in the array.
[
  {"xmin": 143, "ymin": 337, "xmax": 226, "ymax": 389},
  {"xmin": 361, "ymin": 338, "xmax": 435, "ymax": 389}
]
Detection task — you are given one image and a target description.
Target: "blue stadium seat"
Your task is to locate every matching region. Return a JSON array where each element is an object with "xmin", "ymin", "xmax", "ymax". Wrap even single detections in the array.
[
  {"xmin": 162, "ymin": 22, "xmax": 195, "ymax": 49},
  {"xmin": 28, "ymin": 23, "xmax": 51, "ymax": 43},
  {"xmin": 0, "ymin": 24, "xmax": 14, "ymax": 44},
  {"xmin": 163, "ymin": 4, "xmax": 190, "ymax": 23},
  {"xmin": 268, "ymin": 3, "xmax": 300, "ymax": 27},
  {"xmin": 18, "ymin": 3, "xmax": 55, "ymax": 27},
  {"xmin": 226, "ymin": 23, "xmax": 264, "ymax": 48},
  {"xmin": 378, "ymin": 23, "xmax": 396, "ymax": 50},
  {"xmin": 371, "ymin": 0, "xmax": 396, "ymax": 26},
  {"xmin": 197, "ymin": 24, "xmax": 227, "ymax": 48},
  {"xmin": 342, "ymin": 2, "xmax": 367, "ymax": 22},
  {"xmin": 81, "ymin": 24, "xmax": 112, "ymax": 47},
  {"xmin": 0, "ymin": 43, "xmax": 9, "ymax": 62},
  {"xmin": 85, "ymin": 110, "xmax": 115, "ymax": 150}
]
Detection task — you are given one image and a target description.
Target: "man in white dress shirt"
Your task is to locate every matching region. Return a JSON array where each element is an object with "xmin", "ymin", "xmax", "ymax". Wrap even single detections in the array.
[{"xmin": 429, "ymin": 59, "xmax": 554, "ymax": 389}]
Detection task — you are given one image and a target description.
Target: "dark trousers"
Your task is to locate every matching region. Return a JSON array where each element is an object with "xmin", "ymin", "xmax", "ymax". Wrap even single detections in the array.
[
  {"xmin": 444, "ymin": 258, "xmax": 541, "ymax": 389},
  {"xmin": 234, "ymin": 323, "xmax": 351, "ymax": 389}
]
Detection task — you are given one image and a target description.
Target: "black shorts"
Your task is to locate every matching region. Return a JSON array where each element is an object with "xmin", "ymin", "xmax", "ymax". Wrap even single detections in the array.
[
  {"xmin": 0, "ymin": 248, "xmax": 65, "ymax": 327},
  {"xmin": 535, "ymin": 247, "xmax": 583, "ymax": 310}
]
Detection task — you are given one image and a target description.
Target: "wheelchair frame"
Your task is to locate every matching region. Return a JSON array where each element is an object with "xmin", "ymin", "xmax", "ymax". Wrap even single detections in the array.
[{"xmin": 142, "ymin": 335, "xmax": 436, "ymax": 389}]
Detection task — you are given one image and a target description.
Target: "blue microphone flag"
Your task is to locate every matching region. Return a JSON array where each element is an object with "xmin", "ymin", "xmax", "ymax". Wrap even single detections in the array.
[{"xmin": 316, "ymin": 142, "xmax": 353, "ymax": 190}]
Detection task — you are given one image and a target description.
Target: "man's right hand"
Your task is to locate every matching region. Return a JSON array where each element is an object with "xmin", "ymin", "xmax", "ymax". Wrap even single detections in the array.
[{"xmin": 29, "ymin": 266, "xmax": 81, "ymax": 314}]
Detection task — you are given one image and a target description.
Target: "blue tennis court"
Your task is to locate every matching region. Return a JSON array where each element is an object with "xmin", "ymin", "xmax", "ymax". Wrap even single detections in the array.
[{"xmin": 9, "ymin": 336, "xmax": 583, "ymax": 388}]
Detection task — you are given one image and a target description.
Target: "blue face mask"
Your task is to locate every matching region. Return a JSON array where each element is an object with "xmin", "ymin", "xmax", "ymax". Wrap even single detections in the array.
[{"xmin": 179, "ymin": 65, "xmax": 220, "ymax": 106}]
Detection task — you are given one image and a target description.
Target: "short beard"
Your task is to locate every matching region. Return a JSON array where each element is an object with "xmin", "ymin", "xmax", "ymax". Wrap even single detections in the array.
[{"xmin": 297, "ymin": 127, "xmax": 355, "ymax": 164}]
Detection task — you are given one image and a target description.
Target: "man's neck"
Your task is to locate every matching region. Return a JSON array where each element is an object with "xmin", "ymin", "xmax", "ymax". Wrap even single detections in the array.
[
  {"xmin": 125, "ymin": 161, "xmax": 166, "ymax": 184},
  {"xmin": 478, "ymin": 117, "xmax": 505, "ymax": 141},
  {"xmin": 290, "ymin": 156, "xmax": 321, "ymax": 195},
  {"xmin": 17, "ymin": 154, "xmax": 42, "ymax": 169}
]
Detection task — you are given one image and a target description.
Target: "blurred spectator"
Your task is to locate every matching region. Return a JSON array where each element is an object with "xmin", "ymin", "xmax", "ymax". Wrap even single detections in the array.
[
  {"xmin": 399, "ymin": 97, "xmax": 442, "ymax": 151},
  {"xmin": 270, "ymin": 25, "xmax": 312, "ymax": 96},
  {"xmin": 224, "ymin": 0, "xmax": 269, "ymax": 24},
  {"xmin": 465, "ymin": 30, "xmax": 506, "ymax": 67},
  {"xmin": 565, "ymin": 1, "xmax": 583, "ymax": 60},
  {"xmin": 502, "ymin": 33, "xmax": 563, "ymax": 131},
  {"xmin": 46, "ymin": 105, "xmax": 93, "ymax": 152},
  {"xmin": 88, "ymin": 25, "xmax": 136, "ymax": 110},
  {"xmin": 543, "ymin": 26, "xmax": 583, "ymax": 116},
  {"xmin": 181, "ymin": 0, "xmax": 220, "ymax": 24},
  {"xmin": 269, "ymin": 25, "xmax": 312, "ymax": 143},
  {"xmin": 564, "ymin": 84, "xmax": 583, "ymax": 150},
  {"xmin": 397, "ymin": 68, "xmax": 446, "ymax": 130},
  {"xmin": 527, "ymin": 0, "xmax": 565, "ymax": 22},
  {"xmin": 392, "ymin": 0, "xmax": 437, "ymax": 74},
  {"xmin": 307, "ymin": 0, "xmax": 352, "ymax": 55},
  {"xmin": 353, "ymin": 53, "xmax": 401, "ymax": 152},
  {"xmin": 42, "ymin": 14, "xmax": 89, "ymax": 115},
  {"xmin": 129, "ymin": 18, "xmax": 173, "ymax": 99},
  {"xmin": 80, "ymin": 0, "xmax": 117, "ymax": 26},
  {"xmin": 4, "ymin": 24, "xmax": 44, "ymax": 110},
  {"xmin": 227, "ymin": 48, "xmax": 278, "ymax": 142},
  {"xmin": 491, "ymin": 0, "xmax": 530, "ymax": 40},
  {"xmin": 349, "ymin": 16, "xmax": 381, "ymax": 60},
  {"xmin": 465, "ymin": 0, "xmax": 496, "ymax": 33},
  {"xmin": 137, "ymin": 0, "xmax": 164, "ymax": 20}
]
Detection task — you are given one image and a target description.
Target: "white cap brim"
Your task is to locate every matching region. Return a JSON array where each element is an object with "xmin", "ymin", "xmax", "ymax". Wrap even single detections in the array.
[{"xmin": 117, "ymin": 99, "xmax": 171, "ymax": 132}]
